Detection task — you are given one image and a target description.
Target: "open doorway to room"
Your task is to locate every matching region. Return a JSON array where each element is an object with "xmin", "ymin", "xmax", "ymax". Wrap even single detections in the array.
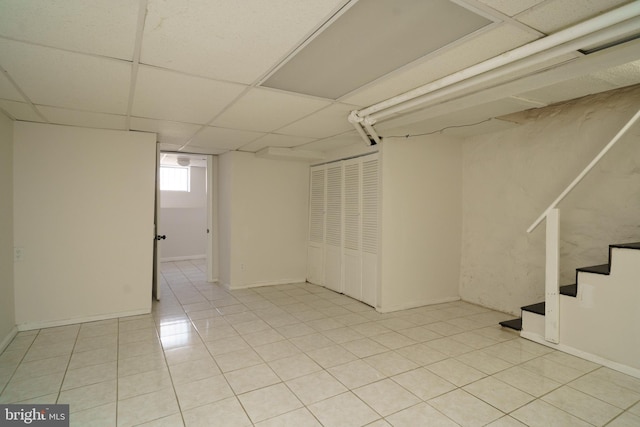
[{"xmin": 154, "ymin": 152, "xmax": 216, "ymax": 299}]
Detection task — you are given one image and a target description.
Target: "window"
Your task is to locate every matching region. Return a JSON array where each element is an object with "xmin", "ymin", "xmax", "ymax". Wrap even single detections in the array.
[{"xmin": 160, "ymin": 166, "xmax": 190, "ymax": 192}]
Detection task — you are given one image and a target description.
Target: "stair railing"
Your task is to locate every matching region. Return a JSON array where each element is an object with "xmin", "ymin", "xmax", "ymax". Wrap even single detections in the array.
[{"xmin": 527, "ymin": 108, "xmax": 640, "ymax": 344}]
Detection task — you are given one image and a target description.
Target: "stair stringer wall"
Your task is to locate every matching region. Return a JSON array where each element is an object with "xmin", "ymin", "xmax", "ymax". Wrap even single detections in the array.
[
  {"xmin": 559, "ymin": 248, "xmax": 640, "ymax": 374},
  {"xmin": 521, "ymin": 247, "xmax": 640, "ymax": 377}
]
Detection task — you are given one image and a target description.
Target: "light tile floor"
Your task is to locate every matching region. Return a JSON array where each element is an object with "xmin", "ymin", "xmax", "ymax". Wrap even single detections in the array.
[{"xmin": 1, "ymin": 259, "xmax": 639, "ymax": 426}]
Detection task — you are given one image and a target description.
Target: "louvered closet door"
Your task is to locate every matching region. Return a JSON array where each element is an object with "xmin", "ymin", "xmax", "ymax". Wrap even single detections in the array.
[
  {"xmin": 343, "ymin": 159, "xmax": 362, "ymax": 300},
  {"xmin": 307, "ymin": 165, "xmax": 325, "ymax": 285},
  {"xmin": 361, "ymin": 154, "xmax": 379, "ymax": 306},
  {"xmin": 324, "ymin": 163, "xmax": 343, "ymax": 293}
]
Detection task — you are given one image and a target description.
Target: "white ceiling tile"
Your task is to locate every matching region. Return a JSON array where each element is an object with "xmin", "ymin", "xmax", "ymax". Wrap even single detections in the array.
[
  {"xmin": 517, "ymin": 75, "xmax": 619, "ymax": 105},
  {"xmin": 132, "ymin": 66, "xmax": 246, "ymax": 124},
  {"xmin": 0, "ymin": 100, "xmax": 46, "ymax": 122},
  {"xmin": 477, "ymin": 0, "xmax": 545, "ymax": 17},
  {"xmin": 262, "ymin": 0, "xmax": 491, "ymax": 99},
  {"xmin": 212, "ymin": 88, "xmax": 331, "ymax": 132},
  {"xmin": 188, "ymin": 126, "xmax": 266, "ymax": 151},
  {"xmin": 380, "ymin": 97, "xmax": 542, "ymax": 135},
  {"xmin": 516, "ymin": 0, "xmax": 630, "ymax": 34},
  {"xmin": 141, "ymin": 0, "xmax": 347, "ymax": 83},
  {"xmin": 130, "ymin": 117, "xmax": 202, "ymax": 145},
  {"xmin": 37, "ymin": 106, "xmax": 127, "ymax": 130},
  {"xmin": 0, "ymin": 39, "xmax": 131, "ymax": 114},
  {"xmin": 0, "ymin": 0, "xmax": 140, "ymax": 59},
  {"xmin": 277, "ymin": 103, "xmax": 359, "ymax": 138},
  {"xmin": 341, "ymin": 24, "xmax": 539, "ymax": 106},
  {"xmin": 299, "ymin": 131, "xmax": 363, "ymax": 152},
  {"xmin": 0, "ymin": 70, "xmax": 24, "ymax": 102},
  {"xmin": 239, "ymin": 133, "xmax": 315, "ymax": 152},
  {"xmin": 591, "ymin": 61, "xmax": 640, "ymax": 87}
]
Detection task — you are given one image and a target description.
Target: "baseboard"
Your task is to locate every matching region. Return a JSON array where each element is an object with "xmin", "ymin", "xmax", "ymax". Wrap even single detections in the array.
[
  {"xmin": 376, "ymin": 296, "xmax": 461, "ymax": 313},
  {"xmin": 0, "ymin": 326, "xmax": 18, "ymax": 353},
  {"xmin": 520, "ymin": 331, "xmax": 640, "ymax": 379},
  {"xmin": 160, "ymin": 255, "xmax": 206, "ymax": 262},
  {"xmin": 225, "ymin": 278, "xmax": 307, "ymax": 291},
  {"xmin": 16, "ymin": 308, "xmax": 151, "ymax": 332}
]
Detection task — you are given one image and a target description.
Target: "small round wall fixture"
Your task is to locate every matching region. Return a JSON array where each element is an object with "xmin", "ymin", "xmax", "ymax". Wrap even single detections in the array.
[{"xmin": 177, "ymin": 157, "xmax": 191, "ymax": 167}]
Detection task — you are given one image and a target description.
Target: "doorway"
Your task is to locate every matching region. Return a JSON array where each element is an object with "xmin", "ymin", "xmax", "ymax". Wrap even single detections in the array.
[{"xmin": 154, "ymin": 151, "xmax": 217, "ymax": 299}]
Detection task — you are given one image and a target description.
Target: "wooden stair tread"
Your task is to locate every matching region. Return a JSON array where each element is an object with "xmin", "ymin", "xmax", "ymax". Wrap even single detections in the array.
[
  {"xmin": 521, "ymin": 302, "xmax": 545, "ymax": 315},
  {"xmin": 499, "ymin": 318, "xmax": 522, "ymax": 331},
  {"xmin": 577, "ymin": 263, "xmax": 610, "ymax": 275},
  {"xmin": 560, "ymin": 284, "xmax": 577, "ymax": 297}
]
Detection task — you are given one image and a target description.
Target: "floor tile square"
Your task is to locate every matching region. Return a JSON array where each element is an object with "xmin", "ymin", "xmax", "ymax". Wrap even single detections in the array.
[
  {"xmin": 429, "ymin": 389, "xmax": 503, "ymax": 427},
  {"xmin": 254, "ymin": 407, "xmax": 321, "ymax": 427},
  {"xmin": 353, "ymin": 378, "xmax": 420, "ymax": 416},
  {"xmin": 174, "ymin": 374, "xmax": 234, "ymax": 410},
  {"xmin": 286, "ymin": 370, "xmax": 347, "ymax": 405},
  {"xmin": 268, "ymin": 353, "xmax": 322, "ymax": 381},
  {"xmin": 308, "ymin": 392, "xmax": 380, "ymax": 427},
  {"xmin": 238, "ymin": 383, "xmax": 303, "ymax": 423},
  {"xmin": 328, "ymin": 360, "xmax": 386, "ymax": 389},
  {"xmin": 511, "ymin": 399, "xmax": 592, "ymax": 427},
  {"xmin": 542, "ymin": 385, "xmax": 623, "ymax": 426},
  {"xmin": 426, "ymin": 358, "xmax": 486, "ymax": 386},
  {"xmin": 463, "ymin": 376, "xmax": 535, "ymax": 413},
  {"xmin": 224, "ymin": 363, "xmax": 280, "ymax": 394},
  {"xmin": 385, "ymin": 402, "xmax": 458, "ymax": 426},
  {"xmin": 363, "ymin": 351, "xmax": 418, "ymax": 377},
  {"xmin": 182, "ymin": 396, "xmax": 251, "ymax": 427},
  {"xmin": 391, "ymin": 368, "xmax": 456, "ymax": 400}
]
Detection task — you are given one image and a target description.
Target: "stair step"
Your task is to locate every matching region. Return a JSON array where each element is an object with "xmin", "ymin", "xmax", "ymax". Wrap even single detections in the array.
[
  {"xmin": 560, "ymin": 284, "xmax": 577, "ymax": 297},
  {"xmin": 577, "ymin": 263, "xmax": 610, "ymax": 275},
  {"xmin": 521, "ymin": 302, "xmax": 545, "ymax": 315},
  {"xmin": 499, "ymin": 318, "xmax": 522, "ymax": 331},
  {"xmin": 611, "ymin": 242, "xmax": 640, "ymax": 250}
]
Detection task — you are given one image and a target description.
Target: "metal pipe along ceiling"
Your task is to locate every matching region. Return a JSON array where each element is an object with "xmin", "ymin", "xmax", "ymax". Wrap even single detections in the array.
[{"xmin": 348, "ymin": 1, "xmax": 640, "ymax": 145}]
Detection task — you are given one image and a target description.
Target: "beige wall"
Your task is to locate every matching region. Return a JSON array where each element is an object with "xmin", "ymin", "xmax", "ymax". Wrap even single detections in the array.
[
  {"xmin": 218, "ymin": 151, "xmax": 309, "ymax": 289},
  {"xmin": 379, "ymin": 135, "xmax": 463, "ymax": 311},
  {"xmin": 13, "ymin": 123, "xmax": 156, "ymax": 329},
  {"xmin": 461, "ymin": 85, "xmax": 640, "ymax": 315},
  {"xmin": 0, "ymin": 113, "xmax": 15, "ymax": 348},
  {"xmin": 160, "ymin": 166, "xmax": 207, "ymax": 260}
]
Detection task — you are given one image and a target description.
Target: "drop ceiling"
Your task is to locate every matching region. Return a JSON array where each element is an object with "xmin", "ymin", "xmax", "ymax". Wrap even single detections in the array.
[{"xmin": 0, "ymin": 0, "xmax": 638, "ymax": 156}]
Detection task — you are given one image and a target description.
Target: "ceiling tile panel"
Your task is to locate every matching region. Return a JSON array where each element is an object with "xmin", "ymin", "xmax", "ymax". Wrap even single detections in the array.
[
  {"xmin": 212, "ymin": 88, "xmax": 331, "ymax": 132},
  {"xmin": 132, "ymin": 65, "xmax": 246, "ymax": 124},
  {"xmin": 37, "ymin": 106, "xmax": 127, "ymax": 130},
  {"xmin": 477, "ymin": 0, "xmax": 545, "ymax": 17},
  {"xmin": 277, "ymin": 103, "xmax": 359, "ymax": 138},
  {"xmin": 141, "ymin": 0, "xmax": 347, "ymax": 84},
  {"xmin": 299, "ymin": 131, "xmax": 363, "ymax": 152},
  {"xmin": 188, "ymin": 126, "xmax": 266, "ymax": 151},
  {"xmin": 0, "ymin": 39, "xmax": 131, "ymax": 114},
  {"xmin": 517, "ymin": 75, "xmax": 619, "ymax": 105},
  {"xmin": 516, "ymin": 0, "xmax": 631, "ymax": 34},
  {"xmin": 0, "ymin": 70, "xmax": 24, "ymax": 102},
  {"xmin": 0, "ymin": 0, "xmax": 140, "ymax": 59},
  {"xmin": 130, "ymin": 117, "xmax": 202, "ymax": 145},
  {"xmin": 0, "ymin": 100, "xmax": 46, "ymax": 122},
  {"xmin": 239, "ymin": 133, "xmax": 315, "ymax": 152},
  {"xmin": 341, "ymin": 24, "xmax": 539, "ymax": 106}
]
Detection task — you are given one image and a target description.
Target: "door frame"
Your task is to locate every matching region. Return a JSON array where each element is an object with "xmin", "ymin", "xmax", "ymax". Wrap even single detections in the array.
[{"xmin": 154, "ymin": 150, "xmax": 218, "ymax": 295}]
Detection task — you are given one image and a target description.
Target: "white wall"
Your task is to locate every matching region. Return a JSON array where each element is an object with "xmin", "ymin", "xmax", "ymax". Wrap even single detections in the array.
[
  {"xmin": 460, "ymin": 85, "xmax": 640, "ymax": 315},
  {"xmin": 0, "ymin": 113, "xmax": 15, "ymax": 349},
  {"xmin": 379, "ymin": 135, "xmax": 463, "ymax": 311},
  {"xmin": 218, "ymin": 151, "xmax": 309, "ymax": 289},
  {"xmin": 13, "ymin": 123, "xmax": 156, "ymax": 329},
  {"xmin": 160, "ymin": 166, "xmax": 207, "ymax": 260}
]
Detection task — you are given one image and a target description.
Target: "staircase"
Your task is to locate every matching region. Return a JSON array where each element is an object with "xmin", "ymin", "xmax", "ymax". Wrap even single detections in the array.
[{"xmin": 499, "ymin": 242, "xmax": 640, "ymax": 376}]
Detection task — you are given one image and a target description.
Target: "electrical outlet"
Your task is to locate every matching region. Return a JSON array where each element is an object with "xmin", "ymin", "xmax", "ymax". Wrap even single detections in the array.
[
  {"xmin": 14, "ymin": 247, "xmax": 24, "ymax": 262},
  {"xmin": 241, "ymin": 263, "xmax": 246, "ymax": 272}
]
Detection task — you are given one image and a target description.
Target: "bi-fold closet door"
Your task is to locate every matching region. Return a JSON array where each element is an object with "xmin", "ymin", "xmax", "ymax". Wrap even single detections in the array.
[{"xmin": 306, "ymin": 153, "xmax": 378, "ymax": 307}]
